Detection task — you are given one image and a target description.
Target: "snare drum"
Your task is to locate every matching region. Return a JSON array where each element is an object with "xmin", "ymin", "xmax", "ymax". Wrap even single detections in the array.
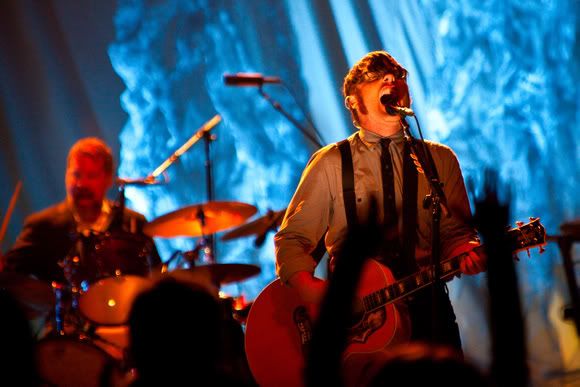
[
  {"xmin": 36, "ymin": 336, "xmax": 131, "ymax": 387},
  {"xmin": 86, "ymin": 231, "xmax": 154, "ymax": 281}
]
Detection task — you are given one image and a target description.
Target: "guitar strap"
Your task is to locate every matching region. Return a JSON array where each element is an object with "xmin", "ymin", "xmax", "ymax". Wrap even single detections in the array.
[
  {"xmin": 400, "ymin": 140, "xmax": 419, "ymax": 276},
  {"xmin": 338, "ymin": 137, "xmax": 420, "ymax": 278}
]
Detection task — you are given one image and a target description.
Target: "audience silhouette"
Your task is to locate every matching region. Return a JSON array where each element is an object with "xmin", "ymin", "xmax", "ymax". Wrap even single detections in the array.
[
  {"xmin": 127, "ymin": 278, "xmax": 252, "ymax": 386},
  {"xmin": 0, "ymin": 289, "xmax": 40, "ymax": 386}
]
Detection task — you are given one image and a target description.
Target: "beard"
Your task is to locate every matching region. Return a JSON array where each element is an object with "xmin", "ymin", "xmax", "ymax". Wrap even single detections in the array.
[{"xmin": 71, "ymin": 189, "xmax": 101, "ymax": 211}]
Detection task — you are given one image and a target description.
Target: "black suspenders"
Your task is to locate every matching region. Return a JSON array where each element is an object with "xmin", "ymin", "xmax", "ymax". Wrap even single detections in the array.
[{"xmin": 337, "ymin": 138, "xmax": 420, "ymax": 278}]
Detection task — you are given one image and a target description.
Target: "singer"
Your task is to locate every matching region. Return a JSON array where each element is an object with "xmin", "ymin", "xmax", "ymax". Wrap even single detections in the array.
[{"xmin": 273, "ymin": 50, "xmax": 486, "ymax": 383}]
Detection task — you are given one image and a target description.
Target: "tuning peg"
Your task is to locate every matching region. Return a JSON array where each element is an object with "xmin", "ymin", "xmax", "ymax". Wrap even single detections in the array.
[
  {"xmin": 516, "ymin": 221, "xmax": 524, "ymax": 227},
  {"xmin": 526, "ymin": 249, "xmax": 531, "ymax": 258},
  {"xmin": 539, "ymin": 246, "xmax": 546, "ymax": 254}
]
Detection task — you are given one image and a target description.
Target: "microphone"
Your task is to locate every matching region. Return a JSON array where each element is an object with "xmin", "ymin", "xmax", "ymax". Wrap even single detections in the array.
[
  {"xmin": 380, "ymin": 94, "xmax": 415, "ymax": 117},
  {"xmin": 115, "ymin": 176, "xmax": 166, "ymax": 186},
  {"xmin": 223, "ymin": 73, "xmax": 281, "ymax": 86}
]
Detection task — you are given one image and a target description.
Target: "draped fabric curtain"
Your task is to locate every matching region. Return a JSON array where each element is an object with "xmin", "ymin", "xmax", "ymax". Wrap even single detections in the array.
[
  {"xmin": 0, "ymin": 0, "xmax": 124, "ymax": 244},
  {"xmin": 1, "ymin": 0, "xmax": 578, "ymax": 384}
]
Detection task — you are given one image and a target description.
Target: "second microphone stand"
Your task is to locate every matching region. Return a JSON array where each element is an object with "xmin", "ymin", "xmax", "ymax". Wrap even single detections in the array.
[
  {"xmin": 401, "ymin": 117, "xmax": 451, "ymax": 342},
  {"xmin": 258, "ymin": 86, "xmax": 323, "ymax": 149}
]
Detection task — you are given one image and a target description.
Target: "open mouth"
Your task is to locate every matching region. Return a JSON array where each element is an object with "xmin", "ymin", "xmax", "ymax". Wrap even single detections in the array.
[
  {"xmin": 379, "ymin": 92, "xmax": 398, "ymax": 107},
  {"xmin": 73, "ymin": 190, "xmax": 95, "ymax": 202}
]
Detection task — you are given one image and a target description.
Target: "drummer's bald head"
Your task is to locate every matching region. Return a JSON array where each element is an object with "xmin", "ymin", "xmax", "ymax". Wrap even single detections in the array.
[{"xmin": 67, "ymin": 137, "xmax": 114, "ymax": 175}]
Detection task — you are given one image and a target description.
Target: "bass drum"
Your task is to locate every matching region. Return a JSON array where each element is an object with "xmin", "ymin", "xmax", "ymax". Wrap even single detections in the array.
[{"xmin": 36, "ymin": 336, "xmax": 133, "ymax": 387}]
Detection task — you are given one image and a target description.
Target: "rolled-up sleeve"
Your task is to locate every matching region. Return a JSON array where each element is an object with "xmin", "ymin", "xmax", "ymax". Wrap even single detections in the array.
[
  {"xmin": 274, "ymin": 147, "xmax": 336, "ymax": 284},
  {"xmin": 434, "ymin": 145, "xmax": 480, "ymax": 259}
]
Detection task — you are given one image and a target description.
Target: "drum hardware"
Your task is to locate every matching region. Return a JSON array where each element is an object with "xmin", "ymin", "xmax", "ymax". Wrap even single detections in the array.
[
  {"xmin": 134, "ymin": 114, "xmax": 262, "ymax": 330},
  {"xmin": 53, "ymin": 247, "xmax": 87, "ymax": 335},
  {"xmin": 145, "ymin": 199, "xmax": 261, "ymax": 321},
  {"xmin": 221, "ymin": 208, "xmax": 286, "ymax": 246},
  {"xmin": 160, "ymin": 263, "xmax": 261, "ymax": 287},
  {"xmin": 0, "ymin": 272, "xmax": 55, "ymax": 319},
  {"xmin": 219, "ymin": 292, "xmax": 253, "ymax": 325}
]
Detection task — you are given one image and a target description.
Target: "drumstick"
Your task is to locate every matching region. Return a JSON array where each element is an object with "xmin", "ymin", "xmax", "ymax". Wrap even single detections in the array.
[{"xmin": 0, "ymin": 180, "xmax": 23, "ymax": 247}]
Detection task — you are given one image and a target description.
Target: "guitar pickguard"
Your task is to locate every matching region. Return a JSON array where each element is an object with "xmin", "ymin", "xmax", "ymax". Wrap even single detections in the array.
[{"xmin": 347, "ymin": 307, "xmax": 386, "ymax": 344}]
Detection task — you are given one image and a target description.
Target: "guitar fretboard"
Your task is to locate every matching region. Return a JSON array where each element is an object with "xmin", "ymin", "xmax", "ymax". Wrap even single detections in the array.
[
  {"xmin": 363, "ymin": 257, "xmax": 462, "ymax": 311},
  {"xmin": 362, "ymin": 217, "xmax": 545, "ymax": 312}
]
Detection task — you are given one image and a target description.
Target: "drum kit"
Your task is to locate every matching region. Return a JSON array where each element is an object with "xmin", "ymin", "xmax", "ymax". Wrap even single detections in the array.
[
  {"xmin": 1, "ymin": 200, "xmax": 283, "ymax": 386},
  {"xmin": 0, "ymin": 117, "xmax": 287, "ymax": 386}
]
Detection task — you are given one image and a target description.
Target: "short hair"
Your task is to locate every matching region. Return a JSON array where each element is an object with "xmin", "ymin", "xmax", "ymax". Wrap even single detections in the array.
[
  {"xmin": 342, "ymin": 51, "xmax": 408, "ymax": 98},
  {"xmin": 342, "ymin": 51, "xmax": 408, "ymax": 127},
  {"xmin": 67, "ymin": 137, "xmax": 114, "ymax": 175}
]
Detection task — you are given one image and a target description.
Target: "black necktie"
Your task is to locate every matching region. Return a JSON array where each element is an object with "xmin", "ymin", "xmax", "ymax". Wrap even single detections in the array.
[{"xmin": 380, "ymin": 138, "xmax": 398, "ymax": 238}]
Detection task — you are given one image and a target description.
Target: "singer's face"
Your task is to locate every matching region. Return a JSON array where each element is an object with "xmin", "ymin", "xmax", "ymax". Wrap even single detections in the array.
[
  {"xmin": 355, "ymin": 72, "xmax": 409, "ymax": 125},
  {"xmin": 66, "ymin": 154, "xmax": 112, "ymax": 212}
]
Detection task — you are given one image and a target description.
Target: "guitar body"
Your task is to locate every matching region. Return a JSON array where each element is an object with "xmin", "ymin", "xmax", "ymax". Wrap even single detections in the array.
[{"xmin": 244, "ymin": 259, "xmax": 410, "ymax": 387}]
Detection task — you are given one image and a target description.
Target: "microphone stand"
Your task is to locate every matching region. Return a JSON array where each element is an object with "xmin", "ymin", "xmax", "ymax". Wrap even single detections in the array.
[
  {"xmin": 116, "ymin": 114, "xmax": 222, "ymax": 263},
  {"xmin": 401, "ymin": 117, "xmax": 451, "ymax": 342},
  {"xmin": 258, "ymin": 86, "xmax": 323, "ymax": 149}
]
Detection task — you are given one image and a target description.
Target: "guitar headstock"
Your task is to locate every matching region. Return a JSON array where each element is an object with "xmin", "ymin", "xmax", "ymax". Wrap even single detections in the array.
[{"xmin": 508, "ymin": 217, "xmax": 547, "ymax": 257}]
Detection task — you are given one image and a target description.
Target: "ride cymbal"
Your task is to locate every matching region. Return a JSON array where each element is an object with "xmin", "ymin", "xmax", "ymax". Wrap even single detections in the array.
[
  {"xmin": 221, "ymin": 209, "xmax": 286, "ymax": 241},
  {"xmin": 158, "ymin": 263, "xmax": 261, "ymax": 287},
  {"xmin": 144, "ymin": 201, "xmax": 257, "ymax": 238}
]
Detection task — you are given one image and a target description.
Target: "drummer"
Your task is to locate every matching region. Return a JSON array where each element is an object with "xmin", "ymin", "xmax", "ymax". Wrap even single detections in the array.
[{"xmin": 1, "ymin": 137, "xmax": 161, "ymax": 285}]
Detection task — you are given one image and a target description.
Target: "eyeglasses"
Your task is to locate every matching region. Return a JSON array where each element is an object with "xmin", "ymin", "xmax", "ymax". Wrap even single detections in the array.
[{"xmin": 361, "ymin": 68, "xmax": 407, "ymax": 83}]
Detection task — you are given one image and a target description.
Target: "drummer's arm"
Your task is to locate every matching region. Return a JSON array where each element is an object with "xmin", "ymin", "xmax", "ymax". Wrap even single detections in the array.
[{"xmin": 3, "ymin": 218, "xmax": 45, "ymax": 276}]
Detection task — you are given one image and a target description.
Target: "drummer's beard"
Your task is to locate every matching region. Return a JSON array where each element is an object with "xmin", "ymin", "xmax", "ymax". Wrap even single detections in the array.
[{"xmin": 70, "ymin": 189, "xmax": 103, "ymax": 222}]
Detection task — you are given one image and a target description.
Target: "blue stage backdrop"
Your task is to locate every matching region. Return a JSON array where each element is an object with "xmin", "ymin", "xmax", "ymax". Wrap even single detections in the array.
[{"xmin": 0, "ymin": 1, "xmax": 577, "ymax": 385}]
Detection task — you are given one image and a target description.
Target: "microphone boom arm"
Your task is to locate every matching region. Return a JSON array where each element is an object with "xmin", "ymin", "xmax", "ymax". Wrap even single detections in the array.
[
  {"xmin": 258, "ymin": 87, "xmax": 323, "ymax": 149},
  {"xmin": 150, "ymin": 114, "xmax": 222, "ymax": 179}
]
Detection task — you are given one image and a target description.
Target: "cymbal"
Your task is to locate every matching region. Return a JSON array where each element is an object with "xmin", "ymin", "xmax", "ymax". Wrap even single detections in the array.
[
  {"xmin": 221, "ymin": 209, "xmax": 286, "ymax": 241},
  {"xmin": 159, "ymin": 263, "xmax": 261, "ymax": 287},
  {"xmin": 144, "ymin": 201, "xmax": 258, "ymax": 238},
  {"xmin": 0, "ymin": 272, "xmax": 55, "ymax": 319}
]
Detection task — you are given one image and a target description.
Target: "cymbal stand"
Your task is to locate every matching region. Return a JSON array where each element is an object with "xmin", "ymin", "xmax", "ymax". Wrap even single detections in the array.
[
  {"xmin": 200, "ymin": 129, "xmax": 216, "ymax": 264},
  {"xmin": 180, "ymin": 205, "xmax": 214, "ymax": 266},
  {"xmin": 53, "ymin": 235, "xmax": 86, "ymax": 336}
]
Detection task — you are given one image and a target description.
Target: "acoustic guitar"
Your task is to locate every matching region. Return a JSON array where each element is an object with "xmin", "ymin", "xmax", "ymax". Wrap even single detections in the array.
[{"xmin": 244, "ymin": 218, "xmax": 546, "ymax": 387}]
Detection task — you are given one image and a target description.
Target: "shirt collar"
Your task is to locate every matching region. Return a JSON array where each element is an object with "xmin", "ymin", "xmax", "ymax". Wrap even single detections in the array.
[{"xmin": 358, "ymin": 128, "xmax": 405, "ymax": 147}]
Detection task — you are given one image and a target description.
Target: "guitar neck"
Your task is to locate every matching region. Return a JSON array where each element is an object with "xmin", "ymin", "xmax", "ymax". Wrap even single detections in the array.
[
  {"xmin": 363, "ymin": 252, "xmax": 468, "ymax": 312},
  {"xmin": 363, "ymin": 217, "xmax": 546, "ymax": 312}
]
